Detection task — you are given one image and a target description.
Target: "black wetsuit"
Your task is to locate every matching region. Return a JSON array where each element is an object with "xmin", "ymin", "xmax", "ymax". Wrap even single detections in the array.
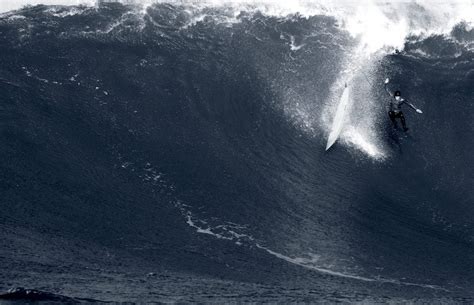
[
  {"xmin": 385, "ymin": 85, "xmax": 418, "ymax": 131},
  {"xmin": 389, "ymin": 100, "xmax": 409, "ymax": 131}
]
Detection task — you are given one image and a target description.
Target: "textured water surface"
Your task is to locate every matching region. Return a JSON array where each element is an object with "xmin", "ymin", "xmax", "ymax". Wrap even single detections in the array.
[{"xmin": 0, "ymin": 1, "xmax": 473, "ymax": 303}]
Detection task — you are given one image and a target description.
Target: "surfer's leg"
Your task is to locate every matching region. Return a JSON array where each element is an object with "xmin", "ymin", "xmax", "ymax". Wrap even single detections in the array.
[
  {"xmin": 399, "ymin": 112, "xmax": 408, "ymax": 131},
  {"xmin": 388, "ymin": 111, "xmax": 398, "ymax": 128}
]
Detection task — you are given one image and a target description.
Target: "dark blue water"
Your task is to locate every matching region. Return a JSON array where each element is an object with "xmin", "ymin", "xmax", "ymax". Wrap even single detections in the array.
[{"xmin": 0, "ymin": 3, "xmax": 473, "ymax": 303}]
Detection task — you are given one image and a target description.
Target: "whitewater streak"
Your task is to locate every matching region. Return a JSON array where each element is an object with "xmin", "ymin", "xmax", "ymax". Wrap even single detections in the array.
[
  {"xmin": 1, "ymin": 0, "xmax": 471, "ymax": 55},
  {"xmin": 2, "ymin": 1, "xmax": 472, "ymax": 38},
  {"xmin": 180, "ymin": 204, "xmax": 450, "ymax": 291}
]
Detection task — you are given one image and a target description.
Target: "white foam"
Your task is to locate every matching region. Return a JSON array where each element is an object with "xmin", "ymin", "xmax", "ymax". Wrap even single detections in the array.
[
  {"xmin": 289, "ymin": 35, "xmax": 305, "ymax": 51},
  {"xmin": 342, "ymin": 126, "xmax": 386, "ymax": 160},
  {"xmin": 321, "ymin": 51, "xmax": 388, "ymax": 160},
  {"xmin": 185, "ymin": 215, "xmax": 233, "ymax": 240},
  {"xmin": 177, "ymin": 197, "xmax": 449, "ymax": 291},
  {"xmin": 257, "ymin": 244, "xmax": 449, "ymax": 291},
  {"xmin": 0, "ymin": 0, "xmax": 95, "ymax": 13},
  {"xmin": 177, "ymin": 201, "xmax": 256, "ymax": 243},
  {"xmin": 2, "ymin": 1, "xmax": 472, "ymax": 39}
]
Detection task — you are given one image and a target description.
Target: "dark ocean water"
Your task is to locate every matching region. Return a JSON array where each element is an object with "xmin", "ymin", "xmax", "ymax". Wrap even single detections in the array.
[{"xmin": 0, "ymin": 3, "xmax": 473, "ymax": 303}]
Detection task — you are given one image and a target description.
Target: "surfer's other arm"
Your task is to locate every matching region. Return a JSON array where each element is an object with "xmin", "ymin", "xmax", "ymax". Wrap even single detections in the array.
[
  {"xmin": 403, "ymin": 100, "xmax": 423, "ymax": 113},
  {"xmin": 385, "ymin": 78, "xmax": 423, "ymax": 114},
  {"xmin": 384, "ymin": 78, "xmax": 393, "ymax": 97}
]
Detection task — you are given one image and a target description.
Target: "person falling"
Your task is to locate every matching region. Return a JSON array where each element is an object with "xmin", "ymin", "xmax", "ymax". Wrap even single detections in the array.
[{"xmin": 384, "ymin": 78, "xmax": 423, "ymax": 132}]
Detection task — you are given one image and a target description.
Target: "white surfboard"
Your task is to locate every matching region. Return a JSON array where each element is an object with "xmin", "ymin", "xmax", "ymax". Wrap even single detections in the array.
[{"xmin": 326, "ymin": 84, "xmax": 350, "ymax": 150}]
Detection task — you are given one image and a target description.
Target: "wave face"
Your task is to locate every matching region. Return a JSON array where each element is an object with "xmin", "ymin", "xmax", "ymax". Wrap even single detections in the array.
[{"xmin": 0, "ymin": 2, "xmax": 473, "ymax": 302}]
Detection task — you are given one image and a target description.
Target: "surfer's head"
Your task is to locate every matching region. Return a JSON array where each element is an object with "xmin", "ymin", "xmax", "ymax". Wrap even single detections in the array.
[{"xmin": 394, "ymin": 90, "xmax": 401, "ymax": 100}]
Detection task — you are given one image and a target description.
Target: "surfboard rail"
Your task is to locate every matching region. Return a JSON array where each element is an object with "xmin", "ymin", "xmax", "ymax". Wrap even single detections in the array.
[{"xmin": 326, "ymin": 85, "xmax": 350, "ymax": 150}]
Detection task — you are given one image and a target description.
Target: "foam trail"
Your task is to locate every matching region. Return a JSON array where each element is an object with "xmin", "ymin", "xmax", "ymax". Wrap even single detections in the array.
[
  {"xmin": 0, "ymin": 0, "xmax": 95, "ymax": 13},
  {"xmin": 179, "ymin": 209, "xmax": 450, "ymax": 291},
  {"xmin": 343, "ymin": 126, "xmax": 385, "ymax": 159},
  {"xmin": 256, "ymin": 244, "xmax": 450, "ymax": 292},
  {"xmin": 2, "ymin": 0, "xmax": 473, "ymax": 37}
]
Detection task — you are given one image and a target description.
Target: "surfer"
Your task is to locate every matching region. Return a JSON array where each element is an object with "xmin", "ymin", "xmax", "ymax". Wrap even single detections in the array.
[{"xmin": 384, "ymin": 78, "xmax": 422, "ymax": 132}]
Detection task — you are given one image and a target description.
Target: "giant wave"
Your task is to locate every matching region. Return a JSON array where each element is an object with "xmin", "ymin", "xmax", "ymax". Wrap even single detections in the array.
[{"xmin": 0, "ymin": 1, "xmax": 473, "ymax": 302}]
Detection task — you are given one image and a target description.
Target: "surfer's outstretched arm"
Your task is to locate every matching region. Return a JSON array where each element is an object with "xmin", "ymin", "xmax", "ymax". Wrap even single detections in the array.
[
  {"xmin": 404, "ymin": 100, "xmax": 423, "ymax": 113},
  {"xmin": 384, "ymin": 78, "xmax": 393, "ymax": 97}
]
